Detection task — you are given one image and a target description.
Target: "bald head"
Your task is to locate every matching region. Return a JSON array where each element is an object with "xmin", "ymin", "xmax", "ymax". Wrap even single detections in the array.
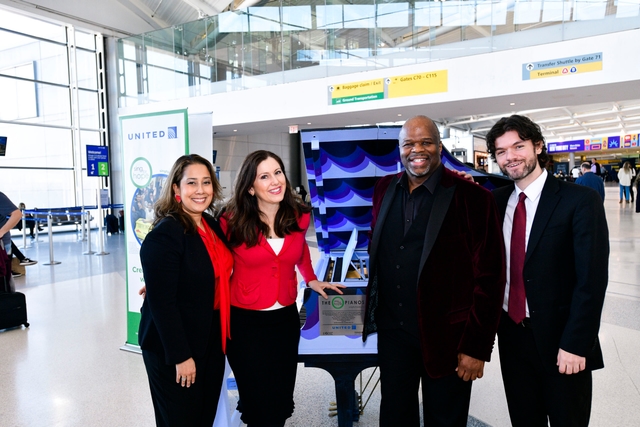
[{"xmin": 399, "ymin": 116, "xmax": 441, "ymax": 144}]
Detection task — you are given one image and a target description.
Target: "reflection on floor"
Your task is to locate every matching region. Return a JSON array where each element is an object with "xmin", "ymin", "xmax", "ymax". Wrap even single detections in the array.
[{"xmin": 1, "ymin": 184, "xmax": 639, "ymax": 426}]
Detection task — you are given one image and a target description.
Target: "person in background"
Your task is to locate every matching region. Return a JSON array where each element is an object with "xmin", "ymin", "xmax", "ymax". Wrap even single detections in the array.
[
  {"xmin": 591, "ymin": 158, "xmax": 602, "ymax": 177},
  {"xmin": 636, "ymin": 177, "xmax": 640, "ymax": 213},
  {"xmin": 220, "ymin": 150, "xmax": 344, "ymax": 427},
  {"xmin": 9, "ymin": 204, "xmax": 38, "ymax": 273},
  {"xmin": 0, "ymin": 192, "xmax": 23, "ymax": 258},
  {"xmin": 554, "ymin": 170, "xmax": 567, "ymax": 181},
  {"xmin": 570, "ymin": 165, "xmax": 582, "ymax": 182},
  {"xmin": 629, "ymin": 163, "xmax": 637, "ymax": 203},
  {"xmin": 16, "ymin": 202, "xmax": 43, "ymax": 239},
  {"xmin": 576, "ymin": 162, "xmax": 605, "ymax": 202},
  {"xmin": 363, "ymin": 115, "xmax": 505, "ymax": 427},
  {"xmin": 297, "ymin": 185, "xmax": 309, "ymax": 206},
  {"xmin": 9, "ymin": 241, "xmax": 37, "ymax": 278},
  {"xmin": 487, "ymin": 115, "xmax": 608, "ymax": 426},
  {"xmin": 138, "ymin": 154, "xmax": 233, "ymax": 427},
  {"xmin": 617, "ymin": 161, "xmax": 635, "ymax": 204}
]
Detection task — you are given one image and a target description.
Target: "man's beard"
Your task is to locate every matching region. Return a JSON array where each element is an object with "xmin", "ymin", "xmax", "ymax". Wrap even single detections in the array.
[{"xmin": 500, "ymin": 156, "xmax": 538, "ymax": 181}]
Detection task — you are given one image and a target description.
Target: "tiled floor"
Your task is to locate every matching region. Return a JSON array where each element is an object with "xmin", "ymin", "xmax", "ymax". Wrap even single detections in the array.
[{"xmin": 1, "ymin": 184, "xmax": 639, "ymax": 426}]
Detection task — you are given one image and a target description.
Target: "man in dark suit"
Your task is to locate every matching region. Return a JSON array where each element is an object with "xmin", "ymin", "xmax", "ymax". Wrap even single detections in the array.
[
  {"xmin": 363, "ymin": 115, "xmax": 506, "ymax": 426},
  {"xmin": 487, "ymin": 115, "xmax": 609, "ymax": 426},
  {"xmin": 575, "ymin": 162, "xmax": 605, "ymax": 201}
]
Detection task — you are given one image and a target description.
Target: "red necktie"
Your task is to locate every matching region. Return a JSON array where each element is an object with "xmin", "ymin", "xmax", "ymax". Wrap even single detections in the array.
[{"xmin": 508, "ymin": 192, "xmax": 527, "ymax": 324}]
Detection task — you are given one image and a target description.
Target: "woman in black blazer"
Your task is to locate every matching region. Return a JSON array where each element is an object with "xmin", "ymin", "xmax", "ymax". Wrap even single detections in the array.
[{"xmin": 138, "ymin": 154, "xmax": 233, "ymax": 427}]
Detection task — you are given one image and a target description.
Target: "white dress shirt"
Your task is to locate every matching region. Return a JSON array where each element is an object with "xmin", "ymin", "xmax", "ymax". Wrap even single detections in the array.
[
  {"xmin": 262, "ymin": 237, "xmax": 286, "ymax": 311},
  {"xmin": 502, "ymin": 169, "xmax": 548, "ymax": 315}
]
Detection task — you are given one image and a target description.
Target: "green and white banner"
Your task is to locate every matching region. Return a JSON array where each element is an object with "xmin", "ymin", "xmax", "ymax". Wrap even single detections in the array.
[{"xmin": 121, "ymin": 109, "xmax": 189, "ymax": 347}]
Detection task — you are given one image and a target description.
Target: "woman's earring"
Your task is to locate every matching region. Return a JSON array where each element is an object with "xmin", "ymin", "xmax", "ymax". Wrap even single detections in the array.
[{"xmin": 175, "ymin": 194, "xmax": 181, "ymax": 203}]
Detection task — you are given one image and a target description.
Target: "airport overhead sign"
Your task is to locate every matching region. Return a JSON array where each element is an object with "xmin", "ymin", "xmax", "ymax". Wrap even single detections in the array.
[
  {"xmin": 623, "ymin": 134, "xmax": 639, "ymax": 148},
  {"xmin": 522, "ymin": 52, "xmax": 602, "ymax": 80},
  {"xmin": 86, "ymin": 145, "xmax": 109, "ymax": 176},
  {"xmin": 548, "ymin": 135, "xmax": 621, "ymax": 153},
  {"xmin": 329, "ymin": 79, "xmax": 385, "ymax": 105},
  {"xmin": 328, "ymin": 69, "xmax": 448, "ymax": 105},
  {"xmin": 386, "ymin": 70, "xmax": 448, "ymax": 99}
]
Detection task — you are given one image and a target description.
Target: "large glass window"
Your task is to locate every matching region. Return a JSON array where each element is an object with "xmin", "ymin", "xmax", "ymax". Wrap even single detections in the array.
[
  {"xmin": 0, "ymin": 168, "xmax": 77, "ymax": 208},
  {"xmin": 0, "ymin": 30, "xmax": 69, "ymax": 86},
  {"xmin": 0, "ymin": 8, "xmax": 105, "ymax": 209},
  {"xmin": 0, "ymin": 9, "xmax": 66, "ymax": 43},
  {"xmin": 0, "ymin": 71, "xmax": 38, "ymax": 121},
  {"xmin": 0, "ymin": 123, "xmax": 73, "ymax": 168}
]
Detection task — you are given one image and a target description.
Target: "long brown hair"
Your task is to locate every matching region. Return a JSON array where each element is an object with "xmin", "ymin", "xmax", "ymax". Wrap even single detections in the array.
[
  {"xmin": 224, "ymin": 150, "xmax": 311, "ymax": 247},
  {"xmin": 154, "ymin": 154, "xmax": 222, "ymax": 234}
]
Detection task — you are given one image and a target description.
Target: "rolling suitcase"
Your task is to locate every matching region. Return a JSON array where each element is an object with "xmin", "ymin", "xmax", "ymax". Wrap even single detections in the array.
[
  {"xmin": 0, "ymin": 291, "xmax": 29, "ymax": 330},
  {"xmin": 0, "ymin": 244, "xmax": 29, "ymax": 330}
]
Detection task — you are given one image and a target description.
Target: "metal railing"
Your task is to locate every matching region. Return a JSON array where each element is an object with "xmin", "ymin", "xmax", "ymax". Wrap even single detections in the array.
[
  {"xmin": 117, "ymin": 0, "xmax": 640, "ymax": 106},
  {"xmin": 16, "ymin": 203, "xmax": 124, "ymax": 265}
]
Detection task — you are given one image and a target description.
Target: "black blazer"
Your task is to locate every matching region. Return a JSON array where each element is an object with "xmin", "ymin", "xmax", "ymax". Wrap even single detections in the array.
[
  {"xmin": 138, "ymin": 213, "xmax": 227, "ymax": 365},
  {"xmin": 493, "ymin": 174, "xmax": 609, "ymax": 373},
  {"xmin": 364, "ymin": 168, "xmax": 506, "ymax": 378}
]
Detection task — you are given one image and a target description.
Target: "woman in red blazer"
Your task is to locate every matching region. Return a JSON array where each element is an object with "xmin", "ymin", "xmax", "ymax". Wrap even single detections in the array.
[{"xmin": 221, "ymin": 150, "xmax": 344, "ymax": 427}]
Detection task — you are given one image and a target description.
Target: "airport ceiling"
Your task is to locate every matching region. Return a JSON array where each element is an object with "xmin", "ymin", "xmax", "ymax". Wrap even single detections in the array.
[{"xmin": 4, "ymin": 0, "xmax": 640, "ymax": 154}]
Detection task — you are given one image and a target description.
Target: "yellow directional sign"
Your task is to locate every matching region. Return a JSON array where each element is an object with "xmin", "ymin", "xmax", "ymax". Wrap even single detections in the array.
[
  {"xmin": 329, "ymin": 79, "xmax": 385, "ymax": 105},
  {"xmin": 387, "ymin": 70, "xmax": 448, "ymax": 99},
  {"xmin": 529, "ymin": 61, "xmax": 602, "ymax": 80},
  {"xmin": 523, "ymin": 53, "xmax": 603, "ymax": 80}
]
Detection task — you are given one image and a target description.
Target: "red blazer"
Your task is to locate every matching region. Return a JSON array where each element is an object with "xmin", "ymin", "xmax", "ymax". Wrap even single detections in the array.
[
  {"xmin": 364, "ymin": 168, "xmax": 506, "ymax": 378},
  {"xmin": 220, "ymin": 212, "xmax": 318, "ymax": 310}
]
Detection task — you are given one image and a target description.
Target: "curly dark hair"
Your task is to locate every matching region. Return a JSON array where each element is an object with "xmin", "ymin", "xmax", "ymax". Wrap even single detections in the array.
[
  {"xmin": 153, "ymin": 154, "xmax": 221, "ymax": 234},
  {"xmin": 486, "ymin": 115, "xmax": 549, "ymax": 168},
  {"xmin": 223, "ymin": 150, "xmax": 311, "ymax": 248}
]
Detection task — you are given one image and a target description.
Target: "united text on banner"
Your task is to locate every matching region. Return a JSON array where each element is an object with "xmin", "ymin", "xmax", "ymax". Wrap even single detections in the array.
[{"xmin": 120, "ymin": 109, "xmax": 189, "ymax": 347}]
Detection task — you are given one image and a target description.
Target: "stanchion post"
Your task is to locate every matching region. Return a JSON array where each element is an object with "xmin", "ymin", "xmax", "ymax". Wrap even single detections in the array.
[
  {"xmin": 95, "ymin": 189, "xmax": 109, "ymax": 256},
  {"xmin": 80, "ymin": 207, "xmax": 87, "ymax": 241},
  {"xmin": 34, "ymin": 216, "xmax": 40, "ymax": 240},
  {"xmin": 84, "ymin": 210, "xmax": 95, "ymax": 255},
  {"xmin": 21, "ymin": 215, "xmax": 29, "ymax": 249},
  {"xmin": 43, "ymin": 213, "xmax": 61, "ymax": 265}
]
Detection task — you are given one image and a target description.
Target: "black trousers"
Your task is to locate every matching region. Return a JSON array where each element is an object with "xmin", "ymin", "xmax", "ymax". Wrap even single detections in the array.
[
  {"xmin": 227, "ymin": 304, "xmax": 300, "ymax": 427},
  {"xmin": 498, "ymin": 311, "xmax": 592, "ymax": 427},
  {"xmin": 377, "ymin": 329, "xmax": 472, "ymax": 427},
  {"xmin": 142, "ymin": 317, "xmax": 225, "ymax": 427},
  {"xmin": 10, "ymin": 241, "xmax": 26, "ymax": 262}
]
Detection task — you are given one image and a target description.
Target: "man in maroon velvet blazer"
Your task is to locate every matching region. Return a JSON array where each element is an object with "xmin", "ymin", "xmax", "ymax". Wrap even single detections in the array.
[{"xmin": 363, "ymin": 116, "xmax": 506, "ymax": 426}]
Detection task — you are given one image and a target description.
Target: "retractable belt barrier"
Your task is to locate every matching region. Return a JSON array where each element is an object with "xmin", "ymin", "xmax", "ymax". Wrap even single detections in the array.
[{"xmin": 16, "ymin": 204, "xmax": 124, "ymax": 265}]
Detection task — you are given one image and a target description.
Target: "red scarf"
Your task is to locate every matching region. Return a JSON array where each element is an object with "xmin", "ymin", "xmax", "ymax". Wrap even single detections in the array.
[{"xmin": 198, "ymin": 220, "xmax": 233, "ymax": 353}]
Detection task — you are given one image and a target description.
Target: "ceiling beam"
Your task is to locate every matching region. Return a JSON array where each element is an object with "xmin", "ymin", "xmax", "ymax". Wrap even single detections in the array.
[
  {"xmin": 116, "ymin": 0, "xmax": 170, "ymax": 30},
  {"xmin": 180, "ymin": 0, "xmax": 229, "ymax": 16}
]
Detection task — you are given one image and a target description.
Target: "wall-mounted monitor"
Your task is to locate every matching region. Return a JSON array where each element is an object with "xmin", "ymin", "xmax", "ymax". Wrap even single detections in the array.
[{"xmin": 0, "ymin": 137, "xmax": 7, "ymax": 156}]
